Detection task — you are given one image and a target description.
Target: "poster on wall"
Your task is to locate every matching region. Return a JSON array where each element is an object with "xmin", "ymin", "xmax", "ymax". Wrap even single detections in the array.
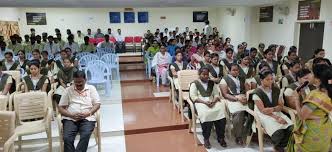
[
  {"xmin": 26, "ymin": 13, "xmax": 47, "ymax": 25},
  {"xmin": 259, "ymin": 6, "xmax": 273, "ymax": 22},
  {"xmin": 193, "ymin": 11, "xmax": 208, "ymax": 22},
  {"xmin": 138, "ymin": 12, "xmax": 149, "ymax": 23},
  {"xmin": 109, "ymin": 12, "xmax": 121, "ymax": 23},
  {"xmin": 298, "ymin": 0, "xmax": 321, "ymax": 20},
  {"xmin": 124, "ymin": 12, "xmax": 135, "ymax": 23}
]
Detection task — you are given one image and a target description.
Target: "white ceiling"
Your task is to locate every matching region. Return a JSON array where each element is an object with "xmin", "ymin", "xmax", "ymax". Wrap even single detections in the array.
[{"xmin": 0, "ymin": 0, "xmax": 286, "ymax": 8}]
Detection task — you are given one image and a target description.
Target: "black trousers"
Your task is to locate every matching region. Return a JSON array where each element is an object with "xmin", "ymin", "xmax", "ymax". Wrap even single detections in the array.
[
  {"xmin": 201, "ymin": 118, "xmax": 226, "ymax": 141},
  {"xmin": 62, "ymin": 119, "xmax": 96, "ymax": 152},
  {"xmin": 271, "ymin": 125, "xmax": 294, "ymax": 148}
]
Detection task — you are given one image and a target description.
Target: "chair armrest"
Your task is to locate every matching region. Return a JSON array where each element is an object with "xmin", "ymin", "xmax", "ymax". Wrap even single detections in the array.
[
  {"xmin": 186, "ymin": 98, "xmax": 196, "ymax": 120},
  {"xmin": 56, "ymin": 113, "xmax": 63, "ymax": 134},
  {"xmin": 3, "ymin": 133, "xmax": 18, "ymax": 152},
  {"xmin": 16, "ymin": 82, "xmax": 25, "ymax": 92},
  {"xmin": 282, "ymin": 106, "xmax": 297, "ymax": 123}
]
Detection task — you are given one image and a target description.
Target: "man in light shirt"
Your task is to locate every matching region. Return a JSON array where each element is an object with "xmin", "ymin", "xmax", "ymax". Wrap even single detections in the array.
[
  {"xmin": 97, "ymin": 34, "xmax": 114, "ymax": 50},
  {"xmin": 43, "ymin": 36, "xmax": 60, "ymax": 55},
  {"xmin": 115, "ymin": 29, "xmax": 124, "ymax": 42},
  {"xmin": 94, "ymin": 28, "xmax": 104, "ymax": 38},
  {"xmin": 58, "ymin": 71, "xmax": 101, "ymax": 152},
  {"xmin": 204, "ymin": 20, "xmax": 213, "ymax": 38},
  {"xmin": 86, "ymin": 29, "xmax": 93, "ymax": 38},
  {"xmin": 63, "ymin": 34, "xmax": 79, "ymax": 54},
  {"xmin": 76, "ymin": 30, "xmax": 85, "ymax": 45}
]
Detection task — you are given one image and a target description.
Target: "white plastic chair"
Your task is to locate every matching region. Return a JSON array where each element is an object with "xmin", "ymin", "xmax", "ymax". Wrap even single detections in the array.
[
  {"xmin": 78, "ymin": 54, "xmax": 99, "ymax": 71},
  {"xmin": 0, "ymin": 95, "xmax": 9, "ymax": 111},
  {"xmin": 95, "ymin": 51, "xmax": 107, "ymax": 58},
  {"xmin": 0, "ymin": 111, "xmax": 16, "ymax": 152},
  {"xmin": 11, "ymin": 92, "xmax": 53, "ymax": 152},
  {"xmin": 144, "ymin": 51, "xmax": 152, "ymax": 79},
  {"xmin": 96, "ymin": 47, "xmax": 105, "ymax": 52},
  {"xmin": 85, "ymin": 60, "xmax": 111, "ymax": 95},
  {"xmin": 26, "ymin": 53, "xmax": 33, "ymax": 60},
  {"xmin": 76, "ymin": 52, "xmax": 91, "ymax": 60},
  {"xmin": 48, "ymin": 54, "xmax": 54, "ymax": 59},
  {"xmin": 54, "ymin": 53, "xmax": 61, "ymax": 61},
  {"xmin": 100, "ymin": 53, "xmax": 120, "ymax": 80},
  {"xmin": 3, "ymin": 70, "xmax": 21, "ymax": 90}
]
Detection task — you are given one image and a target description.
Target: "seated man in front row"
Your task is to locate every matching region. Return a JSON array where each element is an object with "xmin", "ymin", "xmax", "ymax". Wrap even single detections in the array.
[{"xmin": 58, "ymin": 71, "xmax": 101, "ymax": 152}]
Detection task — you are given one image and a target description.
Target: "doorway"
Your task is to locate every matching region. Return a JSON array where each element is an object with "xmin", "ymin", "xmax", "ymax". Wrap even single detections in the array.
[{"xmin": 298, "ymin": 22, "xmax": 325, "ymax": 62}]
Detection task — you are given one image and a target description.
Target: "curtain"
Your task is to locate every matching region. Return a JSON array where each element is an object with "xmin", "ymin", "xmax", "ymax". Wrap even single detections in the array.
[{"xmin": 0, "ymin": 21, "xmax": 20, "ymax": 40}]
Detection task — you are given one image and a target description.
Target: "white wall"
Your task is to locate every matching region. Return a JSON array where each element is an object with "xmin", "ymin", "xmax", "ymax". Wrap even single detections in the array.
[
  {"xmin": 215, "ymin": 6, "xmax": 252, "ymax": 47},
  {"xmin": 17, "ymin": 7, "xmax": 218, "ymax": 37},
  {"xmin": 0, "ymin": 7, "xmax": 20, "ymax": 21},
  {"xmin": 250, "ymin": 0, "xmax": 332, "ymax": 59}
]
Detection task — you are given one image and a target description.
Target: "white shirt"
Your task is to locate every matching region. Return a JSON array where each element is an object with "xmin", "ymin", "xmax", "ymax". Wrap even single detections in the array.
[
  {"xmin": 115, "ymin": 34, "xmax": 124, "ymax": 42},
  {"xmin": 204, "ymin": 25, "xmax": 213, "ymax": 36},
  {"xmin": 43, "ymin": 42, "xmax": 60, "ymax": 55},
  {"xmin": 63, "ymin": 42, "xmax": 80, "ymax": 53},
  {"xmin": 59, "ymin": 84, "xmax": 101, "ymax": 121}
]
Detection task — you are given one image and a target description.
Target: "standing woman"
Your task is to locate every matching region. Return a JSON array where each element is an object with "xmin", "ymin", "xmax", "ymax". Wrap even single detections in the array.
[
  {"xmin": 287, "ymin": 64, "xmax": 332, "ymax": 152},
  {"xmin": 189, "ymin": 67, "xmax": 227, "ymax": 149},
  {"xmin": 22, "ymin": 60, "xmax": 49, "ymax": 92},
  {"xmin": 252, "ymin": 70, "xmax": 293, "ymax": 152},
  {"xmin": 153, "ymin": 45, "xmax": 171, "ymax": 86}
]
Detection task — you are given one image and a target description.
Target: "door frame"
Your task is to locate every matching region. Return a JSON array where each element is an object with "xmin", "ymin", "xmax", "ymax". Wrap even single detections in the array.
[{"xmin": 294, "ymin": 20, "xmax": 325, "ymax": 51}]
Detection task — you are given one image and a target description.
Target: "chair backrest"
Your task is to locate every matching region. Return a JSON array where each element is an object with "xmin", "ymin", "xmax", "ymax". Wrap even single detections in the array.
[
  {"xmin": 89, "ymin": 38, "xmax": 96, "ymax": 44},
  {"xmin": 85, "ymin": 60, "xmax": 109, "ymax": 82},
  {"xmin": 26, "ymin": 53, "xmax": 33, "ymax": 60},
  {"xmin": 78, "ymin": 54, "xmax": 99, "ymax": 69},
  {"xmin": 177, "ymin": 70, "xmax": 199, "ymax": 91},
  {"xmin": 3, "ymin": 70, "xmax": 21, "ymax": 85},
  {"xmin": 109, "ymin": 37, "xmax": 116, "ymax": 43},
  {"xmin": 96, "ymin": 47, "xmax": 105, "ymax": 52},
  {"xmin": 124, "ymin": 37, "xmax": 134, "ymax": 43},
  {"xmin": 0, "ymin": 111, "xmax": 15, "ymax": 147},
  {"xmin": 96, "ymin": 38, "xmax": 104, "ymax": 44},
  {"xmin": 54, "ymin": 53, "xmax": 61, "ymax": 61},
  {"xmin": 48, "ymin": 54, "xmax": 54, "ymax": 59},
  {"xmin": 76, "ymin": 52, "xmax": 91, "ymax": 60},
  {"xmin": 0, "ymin": 95, "xmax": 8, "ymax": 111},
  {"xmin": 134, "ymin": 36, "xmax": 142, "ymax": 43},
  {"xmin": 13, "ymin": 92, "xmax": 48, "ymax": 124},
  {"xmin": 101, "ymin": 53, "xmax": 118, "ymax": 65},
  {"xmin": 95, "ymin": 51, "xmax": 107, "ymax": 58}
]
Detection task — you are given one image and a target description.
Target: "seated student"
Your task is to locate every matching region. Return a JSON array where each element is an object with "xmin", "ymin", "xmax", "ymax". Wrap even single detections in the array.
[
  {"xmin": 65, "ymin": 48, "xmax": 78, "ymax": 67},
  {"xmin": 238, "ymin": 53, "xmax": 256, "ymax": 91},
  {"xmin": 249, "ymin": 63, "xmax": 275, "ymax": 93},
  {"xmin": 280, "ymin": 61, "xmax": 301, "ymax": 88},
  {"xmin": 56, "ymin": 50, "xmax": 69, "ymax": 71},
  {"xmin": 283, "ymin": 68, "xmax": 315, "ymax": 110},
  {"xmin": 0, "ymin": 62, "xmax": 14, "ymax": 95},
  {"xmin": 186, "ymin": 54, "xmax": 199, "ymax": 70},
  {"xmin": 58, "ymin": 71, "xmax": 101, "ymax": 152},
  {"xmin": 252, "ymin": 70, "xmax": 293, "ymax": 152},
  {"xmin": 7, "ymin": 35, "xmax": 23, "ymax": 54},
  {"xmin": 97, "ymin": 34, "xmax": 114, "ymax": 50},
  {"xmin": 41, "ymin": 51, "xmax": 50, "ymax": 68},
  {"xmin": 56, "ymin": 33, "xmax": 66, "ymax": 49},
  {"xmin": 54, "ymin": 58, "xmax": 77, "ymax": 103},
  {"xmin": 280, "ymin": 48, "xmax": 298, "ymax": 76},
  {"xmin": 22, "ymin": 60, "xmax": 49, "ymax": 92},
  {"xmin": 198, "ymin": 51, "xmax": 211, "ymax": 68},
  {"xmin": 80, "ymin": 36, "xmax": 96, "ymax": 53},
  {"xmin": 17, "ymin": 50, "xmax": 29, "ymax": 71},
  {"xmin": 169, "ymin": 51, "xmax": 187, "ymax": 90},
  {"xmin": 32, "ymin": 49, "xmax": 42, "ymax": 61},
  {"xmin": 147, "ymin": 40, "xmax": 160, "ymax": 57},
  {"xmin": 219, "ymin": 63, "xmax": 248, "ymax": 145},
  {"xmin": 189, "ymin": 67, "xmax": 227, "ymax": 149},
  {"xmin": 249, "ymin": 47, "xmax": 260, "ymax": 69},
  {"xmin": 2, "ymin": 52, "xmax": 19, "ymax": 71},
  {"xmin": 220, "ymin": 48, "xmax": 236, "ymax": 73},
  {"xmin": 43, "ymin": 35, "xmax": 61, "ymax": 55},
  {"xmin": 305, "ymin": 48, "xmax": 325, "ymax": 71},
  {"xmin": 206, "ymin": 53, "xmax": 223, "ymax": 84},
  {"xmin": 257, "ymin": 48, "xmax": 281, "ymax": 81},
  {"xmin": 24, "ymin": 36, "xmax": 42, "ymax": 54},
  {"xmin": 193, "ymin": 44, "xmax": 204, "ymax": 62},
  {"xmin": 153, "ymin": 45, "xmax": 171, "ymax": 86},
  {"xmin": 46, "ymin": 59, "xmax": 58, "ymax": 84},
  {"xmin": 63, "ymin": 34, "xmax": 79, "ymax": 54}
]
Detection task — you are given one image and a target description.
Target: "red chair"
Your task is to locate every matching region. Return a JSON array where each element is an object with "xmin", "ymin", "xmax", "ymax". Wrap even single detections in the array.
[
  {"xmin": 134, "ymin": 36, "xmax": 143, "ymax": 52},
  {"xmin": 109, "ymin": 37, "xmax": 117, "ymax": 43},
  {"xmin": 124, "ymin": 36, "xmax": 134, "ymax": 52},
  {"xmin": 89, "ymin": 38, "xmax": 96, "ymax": 45},
  {"xmin": 96, "ymin": 38, "xmax": 104, "ymax": 44}
]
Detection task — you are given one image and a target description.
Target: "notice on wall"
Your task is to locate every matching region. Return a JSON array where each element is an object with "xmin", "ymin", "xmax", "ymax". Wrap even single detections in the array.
[
  {"xmin": 193, "ymin": 11, "xmax": 208, "ymax": 22},
  {"xmin": 26, "ymin": 13, "xmax": 47, "ymax": 25},
  {"xmin": 298, "ymin": 0, "xmax": 321, "ymax": 20},
  {"xmin": 259, "ymin": 6, "xmax": 273, "ymax": 22}
]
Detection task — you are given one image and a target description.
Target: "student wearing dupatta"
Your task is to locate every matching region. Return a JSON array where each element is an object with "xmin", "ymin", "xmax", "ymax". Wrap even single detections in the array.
[
  {"xmin": 287, "ymin": 64, "xmax": 332, "ymax": 152},
  {"xmin": 219, "ymin": 63, "xmax": 248, "ymax": 145},
  {"xmin": 152, "ymin": 45, "xmax": 171, "ymax": 86},
  {"xmin": 169, "ymin": 51, "xmax": 187, "ymax": 90},
  {"xmin": 22, "ymin": 60, "xmax": 50, "ymax": 92},
  {"xmin": 189, "ymin": 67, "xmax": 227, "ymax": 149},
  {"xmin": 280, "ymin": 61, "xmax": 300, "ymax": 89},
  {"xmin": 206, "ymin": 53, "xmax": 224, "ymax": 84}
]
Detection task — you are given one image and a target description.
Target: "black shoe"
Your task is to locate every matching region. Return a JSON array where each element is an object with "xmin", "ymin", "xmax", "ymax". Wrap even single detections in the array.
[
  {"xmin": 218, "ymin": 138, "xmax": 227, "ymax": 147},
  {"xmin": 204, "ymin": 139, "xmax": 211, "ymax": 149},
  {"xmin": 273, "ymin": 146, "xmax": 285, "ymax": 152}
]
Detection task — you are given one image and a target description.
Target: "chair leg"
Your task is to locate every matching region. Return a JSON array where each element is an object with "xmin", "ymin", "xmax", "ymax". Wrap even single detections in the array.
[
  {"xmin": 257, "ymin": 127, "xmax": 264, "ymax": 152},
  {"xmin": 47, "ymin": 127, "xmax": 52, "ymax": 152},
  {"xmin": 246, "ymin": 133, "xmax": 253, "ymax": 147},
  {"xmin": 156, "ymin": 74, "xmax": 160, "ymax": 87},
  {"xmin": 117, "ymin": 67, "xmax": 120, "ymax": 80},
  {"xmin": 18, "ymin": 136, "xmax": 22, "ymax": 151},
  {"xmin": 192, "ymin": 117, "xmax": 199, "ymax": 146},
  {"xmin": 188, "ymin": 119, "xmax": 192, "ymax": 133},
  {"xmin": 180, "ymin": 99, "xmax": 184, "ymax": 121},
  {"xmin": 97, "ymin": 128, "xmax": 101, "ymax": 152}
]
